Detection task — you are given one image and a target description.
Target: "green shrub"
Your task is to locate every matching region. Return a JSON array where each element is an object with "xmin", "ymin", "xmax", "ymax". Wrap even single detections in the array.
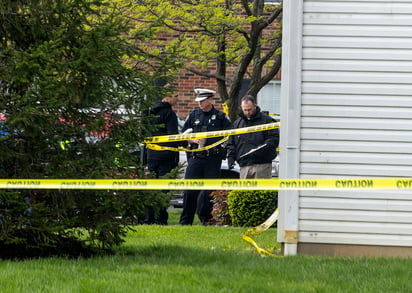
[{"xmin": 228, "ymin": 190, "xmax": 278, "ymax": 227}]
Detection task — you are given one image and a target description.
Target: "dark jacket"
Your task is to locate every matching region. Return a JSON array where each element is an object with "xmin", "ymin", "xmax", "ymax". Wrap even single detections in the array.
[
  {"xmin": 227, "ymin": 107, "xmax": 279, "ymax": 167},
  {"xmin": 147, "ymin": 101, "xmax": 179, "ymax": 161},
  {"xmin": 182, "ymin": 106, "xmax": 232, "ymax": 149}
]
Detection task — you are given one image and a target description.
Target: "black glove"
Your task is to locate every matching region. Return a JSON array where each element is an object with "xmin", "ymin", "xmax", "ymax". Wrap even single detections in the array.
[{"xmin": 227, "ymin": 157, "xmax": 235, "ymax": 170}]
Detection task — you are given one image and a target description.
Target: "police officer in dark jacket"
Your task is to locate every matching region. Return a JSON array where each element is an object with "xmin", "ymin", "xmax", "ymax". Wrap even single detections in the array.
[
  {"xmin": 227, "ymin": 95, "xmax": 279, "ymax": 179},
  {"xmin": 145, "ymin": 86, "xmax": 180, "ymax": 225},
  {"xmin": 179, "ymin": 88, "xmax": 232, "ymax": 225}
]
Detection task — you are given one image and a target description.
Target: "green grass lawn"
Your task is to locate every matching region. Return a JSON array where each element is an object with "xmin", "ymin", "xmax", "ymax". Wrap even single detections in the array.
[{"xmin": 0, "ymin": 209, "xmax": 411, "ymax": 293}]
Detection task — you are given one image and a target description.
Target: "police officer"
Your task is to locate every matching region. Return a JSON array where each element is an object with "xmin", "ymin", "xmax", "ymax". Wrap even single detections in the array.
[
  {"xmin": 179, "ymin": 88, "xmax": 232, "ymax": 225},
  {"xmin": 145, "ymin": 84, "xmax": 180, "ymax": 225}
]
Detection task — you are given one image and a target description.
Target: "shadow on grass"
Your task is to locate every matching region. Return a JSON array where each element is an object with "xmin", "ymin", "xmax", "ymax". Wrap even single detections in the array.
[
  {"xmin": 0, "ymin": 238, "xmax": 100, "ymax": 260},
  {"xmin": 115, "ymin": 243, "xmax": 258, "ymax": 266}
]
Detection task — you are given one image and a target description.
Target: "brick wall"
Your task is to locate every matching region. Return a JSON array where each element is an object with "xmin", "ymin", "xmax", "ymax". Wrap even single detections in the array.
[
  {"xmin": 173, "ymin": 67, "xmax": 281, "ymax": 120},
  {"xmin": 174, "ymin": 69, "xmax": 224, "ymax": 120}
]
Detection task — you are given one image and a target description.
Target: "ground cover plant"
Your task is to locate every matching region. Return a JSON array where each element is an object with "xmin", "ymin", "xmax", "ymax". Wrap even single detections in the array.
[{"xmin": 0, "ymin": 209, "xmax": 411, "ymax": 293}]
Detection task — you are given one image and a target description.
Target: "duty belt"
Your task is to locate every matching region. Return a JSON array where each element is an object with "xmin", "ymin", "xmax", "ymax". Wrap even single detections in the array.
[{"xmin": 191, "ymin": 147, "xmax": 221, "ymax": 159}]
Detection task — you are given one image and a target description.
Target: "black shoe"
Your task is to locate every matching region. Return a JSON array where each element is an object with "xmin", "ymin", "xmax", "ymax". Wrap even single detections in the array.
[
  {"xmin": 179, "ymin": 221, "xmax": 192, "ymax": 225},
  {"xmin": 139, "ymin": 219, "xmax": 155, "ymax": 225},
  {"xmin": 155, "ymin": 220, "xmax": 168, "ymax": 225}
]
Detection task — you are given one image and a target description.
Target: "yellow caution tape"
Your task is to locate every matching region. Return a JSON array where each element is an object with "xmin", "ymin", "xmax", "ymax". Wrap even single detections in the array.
[
  {"xmin": 146, "ymin": 137, "xmax": 229, "ymax": 152},
  {"xmin": 2, "ymin": 178, "xmax": 412, "ymax": 190},
  {"xmin": 243, "ymin": 208, "xmax": 280, "ymax": 257},
  {"xmin": 222, "ymin": 101, "xmax": 229, "ymax": 116},
  {"xmin": 3, "ymin": 177, "xmax": 412, "ymax": 257},
  {"xmin": 144, "ymin": 122, "xmax": 280, "ymax": 143}
]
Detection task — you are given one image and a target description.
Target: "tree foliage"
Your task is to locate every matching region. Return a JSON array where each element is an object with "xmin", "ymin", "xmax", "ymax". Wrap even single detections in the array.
[
  {"xmin": 119, "ymin": 0, "xmax": 282, "ymax": 121},
  {"xmin": 0, "ymin": 0, "xmax": 176, "ymax": 254}
]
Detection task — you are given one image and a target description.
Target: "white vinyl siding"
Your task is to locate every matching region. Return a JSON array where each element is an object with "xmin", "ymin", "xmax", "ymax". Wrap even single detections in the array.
[{"xmin": 281, "ymin": 0, "xmax": 412, "ymax": 249}]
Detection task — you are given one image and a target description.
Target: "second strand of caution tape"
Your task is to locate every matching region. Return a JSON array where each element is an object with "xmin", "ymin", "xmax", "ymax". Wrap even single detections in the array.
[{"xmin": 243, "ymin": 208, "xmax": 280, "ymax": 257}]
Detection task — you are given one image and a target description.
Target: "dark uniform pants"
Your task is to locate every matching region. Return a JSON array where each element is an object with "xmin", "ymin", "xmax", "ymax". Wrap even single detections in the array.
[
  {"xmin": 145, "ymin": 158, "xmax": 178, "ymax": 225},
  {"xmin": 179, "ymin": 155, "xmax": 222, "ymax": 225}
]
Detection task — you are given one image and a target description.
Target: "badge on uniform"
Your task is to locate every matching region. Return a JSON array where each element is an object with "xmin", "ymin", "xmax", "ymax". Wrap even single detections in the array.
[
  {"xmin": 211, "ymin": 115, "xmax": 216, "ymax": 120},
  {"xmin": 194, "ymin": 119, "xmax": 200, "ymax": 125}
]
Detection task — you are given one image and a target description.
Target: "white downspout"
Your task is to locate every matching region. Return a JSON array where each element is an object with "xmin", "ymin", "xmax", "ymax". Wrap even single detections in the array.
[{"xmin": 277, "ymin": 0, "xmax": 304, "ymax": 256}]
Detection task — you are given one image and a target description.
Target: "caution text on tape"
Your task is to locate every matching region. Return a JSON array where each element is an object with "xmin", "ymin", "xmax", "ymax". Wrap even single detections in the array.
[{"xmin": 2, "ymin": 178, "xmax": 412, "ymax": 190}]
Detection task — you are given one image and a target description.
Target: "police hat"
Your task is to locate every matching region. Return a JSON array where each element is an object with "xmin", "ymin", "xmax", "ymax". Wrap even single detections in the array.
[{"xmin": 194, "ymin": 88, "xmax": 215, "ymax": 102}]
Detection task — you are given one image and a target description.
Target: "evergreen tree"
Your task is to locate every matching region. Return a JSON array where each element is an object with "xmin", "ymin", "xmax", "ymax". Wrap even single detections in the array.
[{"xmin": 0, "ymin": 0, "xmax": 174, "ymax": 254}]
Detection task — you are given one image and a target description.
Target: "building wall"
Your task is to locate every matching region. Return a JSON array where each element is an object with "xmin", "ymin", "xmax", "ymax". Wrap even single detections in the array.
[
  {"xmin": 174, "ymin": 69, "xmax": 221, "ymax": 120},
  {"xmin": 279, "ymin": 0, "xmax": 412, "ymax": 256}
]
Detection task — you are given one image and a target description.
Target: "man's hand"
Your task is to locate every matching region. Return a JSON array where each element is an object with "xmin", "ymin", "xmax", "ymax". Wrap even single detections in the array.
[{"xmin": 228, "ymin": 157, "xmax": 235, "ymax": 170}]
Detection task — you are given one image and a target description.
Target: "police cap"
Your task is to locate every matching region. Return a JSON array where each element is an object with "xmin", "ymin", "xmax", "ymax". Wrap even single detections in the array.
[{"xmin": 194, "ymin": 88, "xmax": 215, "ymax": 102}]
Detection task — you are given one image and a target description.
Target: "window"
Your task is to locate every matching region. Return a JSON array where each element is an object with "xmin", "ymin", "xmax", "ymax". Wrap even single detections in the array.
[{"xmin": 257, "ymin": 80, "xmax": 281, "ymax": 115}]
